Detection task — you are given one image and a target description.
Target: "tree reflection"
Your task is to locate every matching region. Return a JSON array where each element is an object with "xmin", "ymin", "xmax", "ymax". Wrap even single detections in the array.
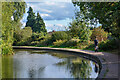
[
  {"xmin": 55, "ymin": 57, "xmax": 92, "ymax": 78},
  {"xmin": 69, "ymin": 58, "xmax": 92, "ymax": 78},
  {"xmin": 0, "ymin": 55, "xmax": 2, "ymax": 79},
  {"xmin": 2, "ymin": 56, "xmax": 13, "ymax": 78}
]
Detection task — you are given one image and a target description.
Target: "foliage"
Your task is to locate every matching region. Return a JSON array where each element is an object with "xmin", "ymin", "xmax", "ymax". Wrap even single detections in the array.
[
  {"xmin": 84, "ymin": 39, "xmax": 119, "ymax": 52},
  {"xmin": 52, "ymin": 31, "xmax": 70, "ymax": 41},
  {"xmin": 13, "ymin": 2, "xmax": 26, "ymax": 23},
  {"xmin": 65, "ymin": 39, "xmax": 79, "ymax": 47},
  {"xmin": 2, "ymin": 2, "xmax": 26, "ymax": 54},
  {"xmin": 90, "ymin": 26, "xmax": 108, "ymax": 41},
  {"xmin": 72, "ymin": 2, "xmax": 120, "ymax": 39},
  {"xmin": 38, "ymin": 34, "xmax": 53, "ymax": 46},
  {"xmin": 26, "ymin": 8, "xmax": 47, "ymax": 34},
  {"xmin": 31, "ymin": 32, "xmax": 44, "ymax": 41},
  {"xmin": 33, "ymin": 13, "xmax": 47, "ymax": 33},
  {"xmin": 53, "ymin": 40, "xmax": 66, "ymax": 47},
  {"xmin": 69, "ymin": 20, "xmax": 92, "ymax": 43},
  {"xmin": 13, "ymin": 27, "xmax": 32, "ymax": 46},
  {"xmin": 98, "ymin": 39, "xmax": 119, "ymax": 51},
  {"xmin": 25, "ymin": 7, "xmax": 36, "ymax": 29}
]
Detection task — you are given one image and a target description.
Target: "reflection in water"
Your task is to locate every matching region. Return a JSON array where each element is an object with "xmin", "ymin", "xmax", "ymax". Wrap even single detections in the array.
[
  {"xmin": 0, "ymin": 55, "xmax": 2, "ymax": 79},
  {"xmin": 2, "ymin": 49, "xmax": 99, "ymax": 78},
  {"xmin": 55, "ymin": 58, "xmax": 92, "ymax": 78},
  {"xmin": 2, "ymin": 55, "xmax": 13, "ymax": 78}
]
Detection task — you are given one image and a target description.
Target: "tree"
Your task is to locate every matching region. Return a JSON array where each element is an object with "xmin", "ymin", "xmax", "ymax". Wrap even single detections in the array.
[
  {"xmin": 13, "ymin": 27, "xmax": 32, "ymax": 46},
  {"xmin": 33, "ymin": 12, "xmax": 47, "ymax": 33},
  {"xmin": 69, "ymin": 20, "xmax": 92, "ymax": 43},
  {"xmin": 1, "ymin": 2, "xmax": 26, "ymax": 54},
  {"xmin": 25, "ymin": 7, "xmax": 36, "ymax": 30},
  {"xmin": 52, "ymin": 31, "xmax": 70, "ymax": 41},
  {"xmin": 72, "ymin": 2, "xmax": 120, "ymax": 39},
  {"xmin": 13, "ymin": 2, "xmax": 26, "ymax": 23},
  {"xmin": 90, "ymin": 26, "xmax": 108, "ymax": 42}
]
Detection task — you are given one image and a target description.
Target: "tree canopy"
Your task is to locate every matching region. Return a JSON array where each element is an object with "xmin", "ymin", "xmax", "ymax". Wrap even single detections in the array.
[
  {"xmin": 72, "ymin": 2, "xmax": 120, "ymax": 39},
  {"xmin": 1, "ymin": 2, "xmax": 26, "ymax": 54},
  {"xmin": 25, "ymin": 7, "xmax": 36, "ymax": 29},
  {"xmin": 33, "ymin": 12, "xmax": 47, "ymax": 33},
  {"xmin": 26, "ymin": 7, "xmax": 47, "ymax": 34},
  {"xmin": 69, "ymin": 20, "xmax": 92, "ymax": 42}
]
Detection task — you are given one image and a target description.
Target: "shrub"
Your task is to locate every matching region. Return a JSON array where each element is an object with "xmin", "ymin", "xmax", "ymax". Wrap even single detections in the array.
[
  {"xmin": 90, "ymin": 26, "xmax": 108, "ymax": 42},
  {"xmin": 69, "ymin": 20, "xmax": 92, "ymax": 42},
  {"xmin": 13, "ymin": 27, "xmax": 32, "ymax": 46},
  {"xmin": 53, "ymin": 40, "xmax": 66, "ymax": 47},
  {"xmin": 37, "ymin": 34, "xmax": 53, "ymax": 46},
  {"xmin": 52, "ymin": 31, "xmax": 70, "ymax": 41},
  {"xmin": 31, "ymin": 32, "xmax": 44, "ymax": 41},
  {"xmin": 65, "ymin": 39, "xmax": 80, "ymax": 47},
  {"xmin": 99, "ymin": 39, "xmax": 118, "ymax": 51},
  {"xmin": 30, "ymin": 41, "xmax": 40, "ymax": 46}
]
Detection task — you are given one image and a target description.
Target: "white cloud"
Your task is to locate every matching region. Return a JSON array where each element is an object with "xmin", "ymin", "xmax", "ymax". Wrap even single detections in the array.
[
  {"xmin": 56, "ymin": 24, "xmax": 64, "ymax": 27},
  {"xmin": 22, "ymin": 2, "xmax": 75, "ymax": 31},
  {"xmin": 60, "ymin": 5, "xmax": 66, "ymax": 8},
  {"xmin": 25, "ymin": 0, "xmax": 72, "ymax": 2},
  {"xmin": 41, "ymin": 14, "xmax": 51, "ymax": 17},
  {"xmin": 46, "ymin": 23, "xmax": 67, "ymax": 32},
  {"xmin": 40, "ymin": 8, "xmax": 52, "ymax": 13},
  {"xmin": 44, "ymin": 2, "xmax": 56, "ymax": 5}
]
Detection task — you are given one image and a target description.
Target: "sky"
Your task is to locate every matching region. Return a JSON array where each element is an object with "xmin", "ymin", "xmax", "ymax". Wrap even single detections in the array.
[{"xmin": 21, "ymin": 1, "xmax": 76, "ymax": 32}]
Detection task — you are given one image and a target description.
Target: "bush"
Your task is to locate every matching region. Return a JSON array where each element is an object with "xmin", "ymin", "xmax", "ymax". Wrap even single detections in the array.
[
  {"xmin": 52, "ymin": 39, "xmax": 80, "ymax": 47},
  {"xmin": 37, "ymin": 34, "xmax": 53, "ymax": 46},
  {"xmin": 53, "ymin": 40, "xmax": 66, "ymax": 47},
  {"xmin": 31, "ymin": 32, "xmax": 45, "ymax": 41},
  {"xmin": 52, "ymin": 31, "xmax": 70, "ymax": 41},
  {"xmin": 90, "ymin": 26, "xmax": 108, "ymax": 42},
  {"xmin": 84, "ymin": 39, "xmax": 119, "ymax": 51},
  {"xmin": 13, "ymin": 27, "xmax": 32, "ymax": 46},
  {"xmin": 99, "ymin": 39, "xmax": 118, "ymax": 51},
  {"xmin": 65, "ymin": 39, "xmax": 80, "ymax": 47}
]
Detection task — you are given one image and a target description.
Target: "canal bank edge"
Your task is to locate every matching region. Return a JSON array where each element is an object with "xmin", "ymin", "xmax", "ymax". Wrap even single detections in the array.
[{"xmin": 13, "ymin": 46, "xmax": 119, "ymax": 79}]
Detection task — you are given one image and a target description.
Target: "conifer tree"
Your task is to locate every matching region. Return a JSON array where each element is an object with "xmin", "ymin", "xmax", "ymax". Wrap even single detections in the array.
[
  {"xmin": 25, "ymin": 7, "xmax": 36, "ymax": 30},
  {"xmin": 33, "ymin": 12, "xmax": 47, "ymax": 33}
]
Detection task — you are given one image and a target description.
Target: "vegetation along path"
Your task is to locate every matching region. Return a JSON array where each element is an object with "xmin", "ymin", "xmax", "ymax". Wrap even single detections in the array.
[{"xmin": 13, "ymin": 46, "xmax": 120, "ymax": 79}]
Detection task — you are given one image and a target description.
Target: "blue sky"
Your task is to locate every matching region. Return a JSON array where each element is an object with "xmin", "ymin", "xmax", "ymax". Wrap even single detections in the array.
[{"xmin": 21, "ymin": 1, "xmax": 76, "ymax": 32}]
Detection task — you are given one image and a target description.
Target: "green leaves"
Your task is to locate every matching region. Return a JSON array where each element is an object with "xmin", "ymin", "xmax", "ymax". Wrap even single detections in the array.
[
  {"xmin": 69, "ymin": 20, "xmax": 92, "ymax": 43},
  {"xmin": 72, "ymin": 2, "xmax": 120, "ymax": 39},
  {"xmin": 52, "ymin": 31, "xmax": 70, "ymax": 41},
  {"xmin": 13, "ymin": 27, "xmax": 32, "ymax": 46},
  {"xmin": 26, "ymin": 7, "xmax": 36, "ymax": 29},
  {"xmin": 2, "ymin": 2, "xmax": 26, "ymax": 54},
  {"xmin": 33, "ymin": 13, "xmax": 47, "ymax": 33},
  {"xmin": 26, "ymin": 7, "xmax": 47, "ymax": 34}
]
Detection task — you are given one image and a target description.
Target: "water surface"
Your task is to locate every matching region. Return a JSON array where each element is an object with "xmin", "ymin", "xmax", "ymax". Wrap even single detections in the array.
[{"xmin": 1, "ymin": 49, "xmax": 99, "ymax": 78}]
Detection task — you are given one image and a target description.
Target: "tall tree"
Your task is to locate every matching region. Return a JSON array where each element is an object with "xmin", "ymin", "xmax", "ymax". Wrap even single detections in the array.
[
  {"xmin": 33, "ymin": 12, "xmax": 47, "ymax": 33},
  {"xmin": 69, "ymin": 20, "xmax": 92, "ymax": 43},
  {"xmin": 72, "ymin": 2, "xmax": 120, "ymax": 39},
  {"xmin": 25, "ymin": 7, "xmax": 36, "ymax": 30},
  {"xmin": 13, "ymin": 2, "xmax": 26, "ymax": 23},
  {"xmin": 1, "ymin": 2, "xmax": 26, "ymax": 54}
]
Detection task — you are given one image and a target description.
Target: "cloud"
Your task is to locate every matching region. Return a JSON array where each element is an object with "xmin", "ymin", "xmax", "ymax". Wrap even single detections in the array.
[
  {"xmin": 41, "ymin": 14, "xmax": 51, "ymax": 17},
  {"xmin": 26, "ymin": 2, "xmax": 75, "ymax": 20},
  {"xmin": 25, "ymin": 0, "xmax": 72, "ymax": 2},
  {"xmin": 46, "ymin": 23, "xmax": 67, "ymax": 32},
  {"xmin": 21, "ymin": 2, "xmax": 75, "ymax": 31},
  {"xmin": 40, "ymin": 8, "xmax": 52, "ymax": 13},
  {"xmin": 44, "ymin": 2, "xmax": 56, "ymax": 6}
]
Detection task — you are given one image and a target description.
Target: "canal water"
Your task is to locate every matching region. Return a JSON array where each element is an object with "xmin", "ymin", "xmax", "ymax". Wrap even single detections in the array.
[{"xmin": 1, "ymin": 49, "xmax": 99, "ymax": 78}]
